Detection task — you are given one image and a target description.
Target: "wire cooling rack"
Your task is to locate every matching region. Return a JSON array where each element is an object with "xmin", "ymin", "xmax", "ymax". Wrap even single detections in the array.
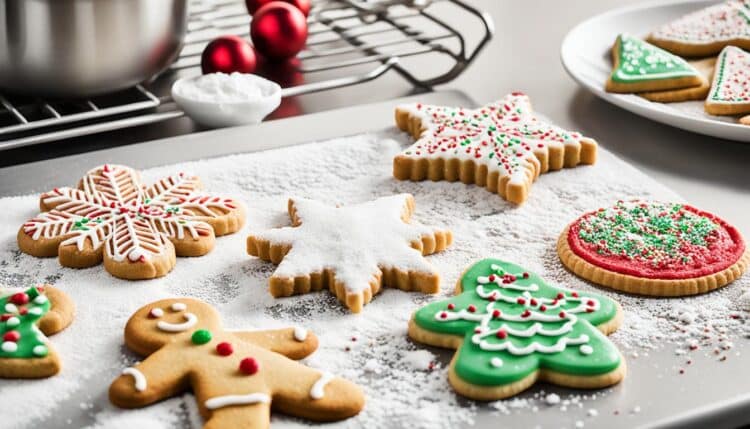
[{"xmin": 0, "ymin": 0, "xmax": 492, "ymax": 151}]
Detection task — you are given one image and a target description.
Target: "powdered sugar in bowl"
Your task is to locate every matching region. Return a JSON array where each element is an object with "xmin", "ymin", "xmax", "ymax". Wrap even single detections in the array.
[{"xmin": 172, "ymin": 72, "xmax": 281, "ymax": 128}]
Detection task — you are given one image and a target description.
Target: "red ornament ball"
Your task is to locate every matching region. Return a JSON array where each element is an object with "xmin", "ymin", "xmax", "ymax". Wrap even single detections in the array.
[
  {"xmin": 246, "ymin": 0, "xmax": 310, "ymax": 16},
  {"xmin": 216, "ymin": 342, "xmax": 234, "ymax": 356},
  {"xmin": 201, "ymin": 35, "xmax": 257, "ymax": 75},
  {"xmin": 239, "ymin": 357, "xmax": 260, "ymax": 375},
  {"xmin": 9, "ymin": 293, "xmax": 29, "ymax": 305},
  {"xmin": 251, "ymin": 2, "xmax": 308, "ymax": 60}
]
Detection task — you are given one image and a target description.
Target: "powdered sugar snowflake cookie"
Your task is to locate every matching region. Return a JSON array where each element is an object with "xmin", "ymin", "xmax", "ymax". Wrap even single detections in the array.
[
  {"xmin": 705, "ymin": 46, "xmax": 750, "ymax": 116},
  {"xmin": 0, "ymin": 285, "xmax": 74, "ymax": 379},
  {"xmin": 606, "ymin": 34, "xmax": 704, "ymax": 93},
  {"xmin": 393, "ymin": 93, "xmax": 597, "ymax": 205},
  {"xmin": 408, "ymin": 259, "xmax": 624, "ymax": 400},
  {"xmin": 109, "ymin": 298, "xmax": 364, "ymax": 428},
  {"xmin": 17, "ymin": 164, "xmax": 245, "ymax": 280},
  {"xmin": 246, "ymin": 194, "xmax": 452, "ymax": 313},
  {"xmin": 648, "ymin": 0, "xmax": 750, "ymax": 57},
  {"xmin": 558, "ymin": 201, "xmax": 749, "ymax": 296}
]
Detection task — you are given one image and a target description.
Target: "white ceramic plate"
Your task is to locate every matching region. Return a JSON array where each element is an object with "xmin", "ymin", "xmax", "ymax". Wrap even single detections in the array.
[{"xmin": 561, "ymin": 0, "xmax": 750, "ymax": 142}]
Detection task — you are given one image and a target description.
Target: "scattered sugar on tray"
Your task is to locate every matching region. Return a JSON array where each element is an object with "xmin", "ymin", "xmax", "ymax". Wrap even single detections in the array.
[
  {"xmin": 402, "ymin": 349, "xmax": 436, "ymax": 371},
  {"xmin": 545, "ymin": 393, "xmax": 561, "ymax": 405},
  {"xmin": 740, "ymin": 288, "xmax": 750, "ymax": 311}
]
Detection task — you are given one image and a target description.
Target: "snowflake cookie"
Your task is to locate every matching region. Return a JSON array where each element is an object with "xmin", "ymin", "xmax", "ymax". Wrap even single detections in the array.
[
  {"xmin": 648, "ymin": 0, "xmax": 750, "ymax": 57},
  {"xmin": 606, "ymin": 34, "xmax": 703, "ymax": 93},
  {"xmin": 705, "ymin": 46, "xmax": 750, "ymax": 116},
  {"xmin": 558, "ymin": 200, "xmax": 749, "ymax": 296},
  {"xmin": 109, "ymin": 298, "xmax": 364, "ymax": 428},
  {"xmin": 18, "ymin": 164, "xmax": 245, "ymax": 280},
  {"xmin": 393, "ymin": 92, "xmax": 597, "ymax": 205},
  {"xmin": 0, "ymin": 286, "xmax": 74, "ymax": 379},
  {"xmin": 246, "ymin": 194, "xmax": 452, "ymax": 313},
  {"xmin": 408, "ymin": 259, "xmax": 624, "ymax": 400}
]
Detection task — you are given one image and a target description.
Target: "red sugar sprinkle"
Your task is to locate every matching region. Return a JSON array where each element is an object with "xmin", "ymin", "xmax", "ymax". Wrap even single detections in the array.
[
  {"xmin": 440, "ymin": 312, "xmax": 448, "ymax": 319},
  {"xmin": 239, "ymin": 357, "xmax": 260, "ymax": 375},
  {"xmin": 522, "ymin": 272, "xmax": 529, "ymax": 278},
  {"xmin": 521, "ymin": 310, "xmax": 531, "ymax": 318},
  {"xmin": 9, "ymin": 293, "xmax": 29, "ymax": 305},
  {"xmin": 539, "ymin": 305, "xmax": 547, "ymax": 312},
  {"xmin": 467, "ymin": 305, "xmax": 477, "ymax": 313},
  {"xmin": 492, "ymin": 309, "xmax": 501, "ymax": 318},
  {"xmin": 0, "ymin": 314, "xmax": 11, "ymax": 321},
  {"xmin": 3, "ymin": 331, "xmax": 20, "ymax": 342},
  {"xmin": 447, "ymin": 303, "xmax": 455, "ymax": 310},
  {"xmin": 216, "ymin": 342, "xmax": 233, "ymax": 356},
  {"xmin": 559, "ymin": 311, "xmax": 567, "ymax": 318},
  {"xmin": 556, "ymin": 293, "xmax": 564, "ymax": 299},
  {"xmin": 516, "ymin": 298, "xmax": 526, "ymax": 305},
  {"xmin": 496, "ymin": 330, "xmax": 508, "ymax": 339}
]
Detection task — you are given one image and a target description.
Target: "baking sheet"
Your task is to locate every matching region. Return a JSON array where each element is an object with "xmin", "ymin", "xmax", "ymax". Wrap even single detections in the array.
[{"xmin": 0, "ymin": 92, "xmax": 748, "ymax": 429}]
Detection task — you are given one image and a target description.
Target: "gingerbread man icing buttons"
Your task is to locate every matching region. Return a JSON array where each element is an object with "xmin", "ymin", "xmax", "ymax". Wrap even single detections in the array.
[
  {"xmin": 393, "ymin": 93, "xmax": 597, "ymax": 205},
  {"xmin": 0, "ymin": 285, "xmax": 74, "ymax": 379},
  {"xmin": 408, "ymin": 259, "xmax": 625, "ymax": 400},
  {"xmin": 109, "ymin": 298, "xmax": 365, "ymax": 428},
  {"xmin": 17, "ymin": 164, "xmax": 246, "ymax": 280},
  {"xmin": 246, "ymin": 194, "xmax": 452, "ymax": 313},
  {"xmin": 558, "ymin": 200, "xmax": 749, "ymax": 296}
]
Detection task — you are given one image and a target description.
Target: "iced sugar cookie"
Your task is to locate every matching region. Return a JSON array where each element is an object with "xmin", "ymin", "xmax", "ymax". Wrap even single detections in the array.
[
  {"xmin": 648, "ymin": 0, "xmax": 750, "ymax": 57},
  {"xmin": 705, "ymin": 46, "xmax": 750, "ymax": 116},
  {"xmin": 393, "ymin": 93, "xmax": 597, "ymax": 205},
  {"xmin": 18, "ymin": 164, "xmax": 245, "ymax": 280},
  {"xmin": 0, "ymin": 286, "xmax": 74, "ymax": 378},
  {"xmin": 247, "ymin": 194, "xmax": 452, "ymax": 313},
  {"xmin": 558, "ymin": 200, "xmax": 749, "ymax": 296},
  {"xmin": 606, "ymin": 34, "xmax": 703, "ymax": 93},
  {"xmin": 640, "ymin": 57, "xmax": 716, "ymax": 102},
  {"xmin": 110, "ymin": 298, "xmax": 364, "ymax": 428},
  {"xmin": 408, "ymin": 259, "xmax": 624, "ymax": 400}
]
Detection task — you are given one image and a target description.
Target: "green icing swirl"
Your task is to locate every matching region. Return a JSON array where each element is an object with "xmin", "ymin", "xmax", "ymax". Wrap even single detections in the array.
[
  {"xmin": 611, "ymin": 34, "xmax": 699, "ymax": 83},
  {"xmin": 0, "ymin": 287, "xmax": 50, "ymax": 359},
  {"xmin": 412, "ymin": 259, "xmax": 621, "ymax": 385}
]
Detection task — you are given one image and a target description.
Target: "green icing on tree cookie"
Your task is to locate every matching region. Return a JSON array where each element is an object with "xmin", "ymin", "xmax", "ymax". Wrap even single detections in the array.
[
  {"xmin": 412, "ymin": 259, "xmax": 621, "ymax": 385},
  {"xmin": 0, "ymin": 287, "xmax": 51, "ymax": 359},
  {"xmin": 611, "ymin": 34, "xmax": 700, "ymax": 83}
]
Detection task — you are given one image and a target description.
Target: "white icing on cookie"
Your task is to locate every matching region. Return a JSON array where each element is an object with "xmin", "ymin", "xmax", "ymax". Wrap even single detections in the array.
[
  {"xmin": 122, "ymin": 367, "xmax": 147, "ymax": 392},
  {"xmin": 149, "ymin": 308, "xmax": 164, "ymax": 318},
  {"xmin": 171, "ymin": 302, "xmax": 187, "ymax": 312},
  {"xmin": 205, "ymin": 393, "xmax": 271, "ymax": 410},
  {"xmin": 708, "ymin": 46, "xmax": 750, "ymax": 105},
  {"xmin": 156, "ymin": 313, "xmax": 197, "ymax": 332},
  {"xmin": 490, "ymin": 357, "xmax": 503, "ymax": 367},
  {"xmin": 250, "ymin": 195, "xmax": 443, "ymax": 295},
  {"xmin": 310, "ymin": 372, "xmax": 335, "ymax": 399},
  {"xmin": 1, "ymin": 341, "xmax": 18, "ymax": 353},
  {"xmin": 651, "ymin": 0, "xmax": 750, "ymax": 44},
  {"xmin": 580, "ymin": 345, "xmax": 594, "ymax": 355},
  {"xmin": 293, "ymin": 326, "xmax": 308, "ymax": 342}
]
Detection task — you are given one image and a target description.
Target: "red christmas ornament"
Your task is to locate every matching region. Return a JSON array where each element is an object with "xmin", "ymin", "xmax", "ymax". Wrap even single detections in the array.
[
  {"xmin": 201, "ymin": 35, "xmax": 257, "ymax": 75},
  {"xmin": 239, "ymin": 357, "xmax": 260, "ymax": 375},
  {"xmin": 251, "ymin": 2, "xmax": 308, "ymax": 60},
  {"xmin": 246, "ymin": 0, "xmax": 311, "ymax": 16}
]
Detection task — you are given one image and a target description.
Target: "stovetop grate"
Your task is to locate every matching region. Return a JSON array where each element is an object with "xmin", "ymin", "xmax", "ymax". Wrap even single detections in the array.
[{"xmin": 0, "ymin": 0, "xmax": 492, "ymax": 151}]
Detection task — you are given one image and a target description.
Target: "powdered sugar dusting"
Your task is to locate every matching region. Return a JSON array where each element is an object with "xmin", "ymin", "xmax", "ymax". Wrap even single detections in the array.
[{"xmin": 0, "ymin": 130, "xmax": 747, "ymax": 428}]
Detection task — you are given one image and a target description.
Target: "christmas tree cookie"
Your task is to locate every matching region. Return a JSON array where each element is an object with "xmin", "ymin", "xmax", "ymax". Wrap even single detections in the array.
[
  {"xmin": 247, "ymin": 194, "xmax": 452, "ymax": 313},
  {"xmin": 606, "ymin": 34, "xmax": 703, "ymax": 93},
  {"xmin": 408, "ymin": 259, "xmax": 624, "ymax": 400},
  {"xmin": 705, "ymin": 46, "xmax": 750, "ymax": 116},
  {"xmin": 558, "ymin": 201, "xmax": 749, "ymax": 296},
  {"xmin": 393, "ymin": 93, "xmax": 597, "ymax": 205},
  {"xmin": 0, "ymin": 286, "xmax": 74, "ymax": 378},
  {"xmin": 18, "ymin": 164, "xmax": 246, "ymax": 280},
  {"xmin": 110, "ymin": 298, "xmax": 364, "ymax": 428},
  {"xmin": 648, "ymin": 0, "xmax": 750, "ymax": 57}
]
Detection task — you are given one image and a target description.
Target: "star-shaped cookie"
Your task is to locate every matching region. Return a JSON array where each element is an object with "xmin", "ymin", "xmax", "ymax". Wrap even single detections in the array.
[
  {"xmin": 246, "ymin": 194, "xmax": 452, "ymax": 313},
  {"xmin": 393, "ymin": 93, "xmax": 597, "ymax": 205}
]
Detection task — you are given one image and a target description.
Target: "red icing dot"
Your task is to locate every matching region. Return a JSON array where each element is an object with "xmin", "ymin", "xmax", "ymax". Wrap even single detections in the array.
[
  {"xmin": 467, "ymin": 305, "xmax": 477, "ymax": 313},
  {"xmin": 216, "ymin": 342, "xmax": 234, "ymax": 356},
  {"xmin": 3, "ymin": 331, "xmax": 20, "ymax": 342},
  {"xmin": 19, "ymin": 307, "xmax": 28, "ymax": 315},
  {"xmin": 572, "ymin": 292, "xmax": 579, "ymax": 298},
  {"xmin": 559, "ymin": 311, "xmax": 567, "ymax": 318},
  {"xmin": 9, "ymin": 293, "xmax": 29, "ymax": 305},
  {"xmin": 556, "ymin": 293, "xmax": 564, "ymax": 299},
  {"xmin": 521, "ymin": 310, "xmax": 531, "ymax": 318},
  {"xmin": 492, "ymin": 309, "xmax": 501, "ymax": 318},
  {"xmin": 496, "ymin": 329, "xmax": 508, "ymax": 339},
  {"xmin": 530, "ymin": 298, "xmax": 538, "ymax": 306},
  {"xmin": 447, "ymin": 303, "xmax": 455, "ymax": 310},
  {"xmin": 439, "ymin": 312, "xmax": 448, "ymax": 319},
  {"xmin": 587, "ymin": 300, "xmax": 595, "ymax": 307},
  {"xmin": 522, "ymin": 272, "xmax": 529, "ymax": 279},
  {"xmin": 516, "ymin": 298, "xmax": 526, "ymax": 305},
  {"xmin": 239, "ymin": 357, "xmax": 259, "ymax": 375},
  {"xmin": 539, "ymin": 305, "xmax": 547, "ymax": 312},
  {"xmin": 0, "ymin": 314, "xmax": 11, "ymax": 321}
]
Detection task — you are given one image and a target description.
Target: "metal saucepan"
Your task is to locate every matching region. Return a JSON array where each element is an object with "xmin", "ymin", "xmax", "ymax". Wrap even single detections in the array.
[{"xmin": 0, "ymin": 0, "xmax": 187, "ymax": 97}]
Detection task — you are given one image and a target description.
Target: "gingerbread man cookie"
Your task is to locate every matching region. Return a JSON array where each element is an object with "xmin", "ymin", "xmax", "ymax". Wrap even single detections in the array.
[
  {"xmin": 393, "ymin": 93, "xmax": 597, "ymax": 205},
  {"xmin": 247, "ymin": 194, "xmax": 452, "ymax": 313},
  {"xmin": 0, "ymin": 285, "xmax": 74, "ymax": 379},
  {"xmin": 408, "ymin": 259, "xmax": 624, "ymax": 400},
  {"xmin": 109, "ymin": 298, "xmax": 364, "ymax": 428},
  {"xmin": 18, "ymin": 164, "xmax": 245, "ymax": 280}
]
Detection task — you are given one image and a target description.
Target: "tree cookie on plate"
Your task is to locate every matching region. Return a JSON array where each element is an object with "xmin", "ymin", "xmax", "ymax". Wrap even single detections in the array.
[
  {"xmin": 393, "ymin": 93, "xmax": 597, "ymax": 205},
  {"xmin": 408, "ymin": 259, "xmax": 624, "ymax": 400},
  {"xmin": 705, "ymin": 46, "xmax": 750, "ymax": 116},
  {"xmin": 606, "ymin": 34, "xmax": 703, "ymax": 94},
  {"xmin": 18, "ymin": 164, "xmax": 245, "ymax": 280},
  {"xmin": 110, "ymin": 298, "xmax": 364, "ymax": 428},
  {"xmin": 0, "ymin": 285, "xmax": 74, "ymax": 379},
  {"xmin": 247, "ymin": 194, "xmax": 452, "ymax": 313},
  {"xmin": 558, "ymin": 200, "xmax": 749, "ymax": 296},
  {"xmin": 647, "ymin": 0, "xmax": 750, "ymax": 57},
  {"xmin": 640, "ymin": 57, "xmax": 716, "ymax": 103}
]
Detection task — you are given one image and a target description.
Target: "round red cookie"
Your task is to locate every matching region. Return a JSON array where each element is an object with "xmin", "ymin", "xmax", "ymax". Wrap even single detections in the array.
[{"xmin": 558, "ymin": 200, "xmax": 749, "ymax": 296}]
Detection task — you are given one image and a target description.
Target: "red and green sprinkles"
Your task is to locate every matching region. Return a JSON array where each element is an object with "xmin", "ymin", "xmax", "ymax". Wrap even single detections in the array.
[
  {"xmin": 569, "ymin": 201, "xmax": 746, "ymax": 279},
  {"xmin": 0, "ymin": 287, "xmax": 51, "ymax": 359}
]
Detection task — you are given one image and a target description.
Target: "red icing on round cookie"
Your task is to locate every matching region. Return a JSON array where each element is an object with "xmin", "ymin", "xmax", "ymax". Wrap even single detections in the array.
[{"xmin": 568, "ymin": 201, "xmax": 745, "ymax": 280}]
